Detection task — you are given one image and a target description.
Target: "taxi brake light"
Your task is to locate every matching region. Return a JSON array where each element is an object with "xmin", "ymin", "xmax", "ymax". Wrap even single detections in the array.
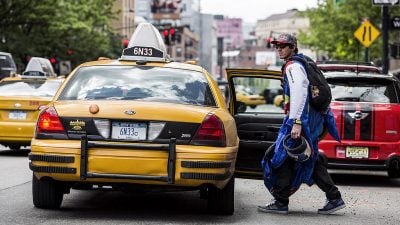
[
  {"xmin": 37, "ymin": 106, "xmax": 65, "ymax": 133},
  {"xmin": 191, "ymin": 114, "xmax": 226, "ymax": 147}
]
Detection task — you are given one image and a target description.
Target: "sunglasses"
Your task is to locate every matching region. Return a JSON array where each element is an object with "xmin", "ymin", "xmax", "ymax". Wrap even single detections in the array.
[{"xmin": 275, "ymin": 44, "xmax": 291, "ymax": 49}]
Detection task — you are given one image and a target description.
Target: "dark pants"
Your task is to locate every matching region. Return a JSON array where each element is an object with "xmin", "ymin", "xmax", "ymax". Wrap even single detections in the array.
[{"xmin": 272, "ymin": 155, "xmax": 341, "ymax": 205}]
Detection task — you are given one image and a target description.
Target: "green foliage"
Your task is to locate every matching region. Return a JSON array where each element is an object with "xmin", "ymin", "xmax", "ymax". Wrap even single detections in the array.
[
  {"xmin": 299, "ymin": 0, "xmax": 400, "ymax": 63},
  {"xmin": 0, "ymin": 0, "xmax": 120, "ymax": 72}
]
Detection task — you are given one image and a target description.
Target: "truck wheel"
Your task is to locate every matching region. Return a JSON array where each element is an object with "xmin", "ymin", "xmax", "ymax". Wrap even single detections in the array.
[
  {"xmin": 388, "ymin": 158, "xmax": 400, "ymax": 178},
  {"xmin": 207, "ymin": 176, "xmax": 235, "ymax": 215},
  {"xmin": 32, "ymin": 174, "xmax": 64, "ymax": 209}
]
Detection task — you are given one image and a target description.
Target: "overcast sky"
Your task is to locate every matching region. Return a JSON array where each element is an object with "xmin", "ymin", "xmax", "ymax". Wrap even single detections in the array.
[{"xmin": 199, "ymin": 0, "xmax": 319, "ymax": 23}]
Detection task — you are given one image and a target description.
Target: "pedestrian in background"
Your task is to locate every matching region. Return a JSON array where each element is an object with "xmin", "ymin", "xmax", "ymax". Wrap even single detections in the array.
[{"xmin": 258, "ymin": 33, "xmax": 345, "ymax": 215}]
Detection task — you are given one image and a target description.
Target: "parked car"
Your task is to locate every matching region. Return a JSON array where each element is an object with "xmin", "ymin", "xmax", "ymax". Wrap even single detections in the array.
[
  {"xmin": 318, "ymin": 67, "xmax": 400, "ymax": 178},
  {"xmin": 0, "ymin": 52, "xmax": 17, "ymax": 80},
  {"xmin": 28, "ymin": 23, "xmax": 239, "ymax": 215}
]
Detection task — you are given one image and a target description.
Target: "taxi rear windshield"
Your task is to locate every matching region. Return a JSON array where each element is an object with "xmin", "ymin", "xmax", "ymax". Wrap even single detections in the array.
[
  {"xmin": 328, "ymin": 77, "xmax": 399, "ymax": 103},
  {"xmin": 0, "ymin": 79, "xmax": 62, "ymax": 97},
  {"xmin": 58, "ymin": 66, "xmax": 217, "ymax": 107}
]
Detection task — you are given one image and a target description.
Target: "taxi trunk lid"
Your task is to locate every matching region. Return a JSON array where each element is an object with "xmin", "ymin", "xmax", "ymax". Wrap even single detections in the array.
[
  {"xmin": 52, "ymin": 101, "xmax": 217, "ymax": 143},
  {"xmin": 0, "ymin": 97, "xmax": 50, "ymax": 122}
]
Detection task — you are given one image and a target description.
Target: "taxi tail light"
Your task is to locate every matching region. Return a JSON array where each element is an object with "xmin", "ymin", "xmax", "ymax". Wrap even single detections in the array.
[
  {"xmin": 191, "ymin": 114, "xmax": 226, "ymax": 147},
  {"xmin": 36, "ymin": 106, "xmax": 65, "ymax": 134}
]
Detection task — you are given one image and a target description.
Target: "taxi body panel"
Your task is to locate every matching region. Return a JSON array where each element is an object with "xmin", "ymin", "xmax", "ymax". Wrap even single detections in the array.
[{"xmin": 30, "ymin": 139, "xmax": 237, "ymax": 188}]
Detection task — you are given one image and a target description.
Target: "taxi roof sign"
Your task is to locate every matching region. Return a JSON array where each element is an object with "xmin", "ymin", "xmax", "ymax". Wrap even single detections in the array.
[
  {"xmin": 120, "ymin": 23, "xmax": 170, "ymax": 62},
  {"xmin": 22, "ymin": 57, "xmax": 56, "ymax": 78}
]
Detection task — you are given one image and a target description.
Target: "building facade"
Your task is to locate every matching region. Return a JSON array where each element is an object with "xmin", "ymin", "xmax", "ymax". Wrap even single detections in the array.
[{"xmin": 111, "ymin": 0, "xmax": 136, "ymax": 39}]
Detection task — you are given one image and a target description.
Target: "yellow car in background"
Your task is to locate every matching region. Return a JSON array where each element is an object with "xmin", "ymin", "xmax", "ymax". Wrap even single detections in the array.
[
  {"xmin": 235, "ymin": 89, "xmax": 265, "ymax": 110},
  {"xmin": 0, "ymin": 58, "xmax": 63, "ymax": 150},
  {"xmin": 29, "ymin": 23, "xmax": 239, "ymax": 215}
]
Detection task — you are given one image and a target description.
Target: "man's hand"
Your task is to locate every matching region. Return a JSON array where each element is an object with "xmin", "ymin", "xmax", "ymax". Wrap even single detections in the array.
[{"xmin": 291, "ymin": 124, "xmax": 302, "ymax": 139}]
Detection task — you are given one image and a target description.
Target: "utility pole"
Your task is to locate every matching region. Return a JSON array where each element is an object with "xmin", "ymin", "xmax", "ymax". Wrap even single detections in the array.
[{"xmin": 382, "ymin": 6, "xmax": 390, "ymax": 74}]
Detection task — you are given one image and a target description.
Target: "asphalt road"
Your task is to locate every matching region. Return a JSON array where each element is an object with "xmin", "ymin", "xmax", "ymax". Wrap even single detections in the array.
[{"xmin": 1, "ymin": 146, "xmax": 399, "ymax": 225}]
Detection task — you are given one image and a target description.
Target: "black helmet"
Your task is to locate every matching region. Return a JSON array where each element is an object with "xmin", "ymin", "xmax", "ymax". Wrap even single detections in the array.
[{"xmin": 283, "ymin": 134, "xmax": 311, "ymax": 162}]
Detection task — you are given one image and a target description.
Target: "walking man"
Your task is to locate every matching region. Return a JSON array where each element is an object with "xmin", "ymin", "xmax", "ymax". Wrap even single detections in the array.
[{"xmin": 258, "ymin": 33, "xmax": 345, "ymax": 214}]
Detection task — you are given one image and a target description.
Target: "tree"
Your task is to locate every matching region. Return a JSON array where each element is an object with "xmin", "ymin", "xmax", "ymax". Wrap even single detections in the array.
[
  {"xmin": 299, "ymin": 0, "xmax": 400, "ymax": 63},
  {"xmin": 0, "ymin": 0, "xmax": 117, "ymax": 72}
]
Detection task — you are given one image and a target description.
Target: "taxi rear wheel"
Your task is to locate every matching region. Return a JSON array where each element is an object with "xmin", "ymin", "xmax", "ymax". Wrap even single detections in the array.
[
  {"xmin": 207, "ymin": 176, "xmax": 235, "ymax": 215},
  {"xmin": 32, "ymin": 174, "xmax": 64, "ymax": 209}
]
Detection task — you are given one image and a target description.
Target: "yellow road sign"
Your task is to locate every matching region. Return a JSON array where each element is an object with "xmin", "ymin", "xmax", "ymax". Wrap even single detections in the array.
[{"xmin": 354, "ymin": 20, "xmax": 380, "ymax": 48}]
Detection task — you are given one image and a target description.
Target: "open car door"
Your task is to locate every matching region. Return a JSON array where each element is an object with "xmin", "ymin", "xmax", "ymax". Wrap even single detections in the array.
[{"xmin": 226, "ymin": 68, "xmax": 284, "ymax": 179}]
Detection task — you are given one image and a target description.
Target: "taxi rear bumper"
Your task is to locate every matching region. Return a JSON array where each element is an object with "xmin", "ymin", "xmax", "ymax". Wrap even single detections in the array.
[{"xmin": 29, "ymin": 137, "xmax": 237, "ymax": 189}]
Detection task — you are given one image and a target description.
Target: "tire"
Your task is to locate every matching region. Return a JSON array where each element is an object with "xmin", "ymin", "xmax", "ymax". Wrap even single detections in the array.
[
  {"xmin": 249, "ymin": 105, "xmax": 257, "ymax": 109},
  {"xmin": 387, "ymin": 159, "xmax": 400, "ymax": 179},
  {"xmin": 207, "ymin": 176, "xmax": 235, "ymax": 215},
  {"xmin": 32, "ymin": 174, "xmax": 64, "ymax": 209}
]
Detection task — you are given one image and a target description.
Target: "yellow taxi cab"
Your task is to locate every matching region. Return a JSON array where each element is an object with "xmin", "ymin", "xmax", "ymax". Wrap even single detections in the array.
[
  {"xmin": 29, "ymin": 23, "xmax": 239, "ymax": 215},
  {"xmin": 0, "ymin": 57, "xmax": 64, "ymax": 150},
  {"xmin": 235, "ymin": 85, "xmax": 265, "ymax": 110}
]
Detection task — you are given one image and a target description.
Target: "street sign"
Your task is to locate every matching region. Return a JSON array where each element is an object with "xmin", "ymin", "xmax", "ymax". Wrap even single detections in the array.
[
  {"xmin": 392, "ymin": 16, "xmax": 400, "ymax": 29},
  {"xmin": 354, "ymin": 20, "xmax": 380, "ymax": 48},
  {"xmin": 372, "ymin": 0, "xmax": 399, "ymax": 6}
]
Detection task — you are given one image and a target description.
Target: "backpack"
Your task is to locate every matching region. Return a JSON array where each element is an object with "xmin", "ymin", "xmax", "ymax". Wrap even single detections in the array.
[{"xmin": 283, "ymin": 55, "xmax": 332, "ymax": 112}]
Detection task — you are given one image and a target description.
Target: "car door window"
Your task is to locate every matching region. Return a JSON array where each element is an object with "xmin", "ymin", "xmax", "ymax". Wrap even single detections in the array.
[{"xmin": 231, "ymin": 76, "xmax": 284, "ymax": 113}]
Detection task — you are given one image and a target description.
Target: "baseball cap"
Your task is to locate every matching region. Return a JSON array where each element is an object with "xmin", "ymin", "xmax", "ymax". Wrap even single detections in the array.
[{"xmin": 271, "ymin": 33, "xmax": 297, "ymax": 46}]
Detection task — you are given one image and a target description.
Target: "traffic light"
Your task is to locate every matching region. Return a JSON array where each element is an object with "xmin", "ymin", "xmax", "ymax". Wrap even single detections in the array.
[
  {"xmin": 162, "ymin": 29, "xmax": 171, "ymax": 46},
  {"xmin": 49, "ymin": 57, "xmax": 57, "ymax": 64},
  {"xmin": 66, "ymin": 49, "xmax": 73, "ymax": 55},
  {"xmin": 266, "ymin": 37, "xmax": 272, "ymax": 48},
  {"xmin": 122, "ymin": 38, "xmax": 129, "ymax": 48},
  {"xmin": 170, "ymin": 28, "xmax": 176, "ymax": 42}
]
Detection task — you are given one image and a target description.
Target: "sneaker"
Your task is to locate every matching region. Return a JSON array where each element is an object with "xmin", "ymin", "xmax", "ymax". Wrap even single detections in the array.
[
  {"xmin": 257, "ymin": 201, "xmax": 289, "ymax": 214},
  {"xmin": 318, "ymin": 198, "xmax": 346, "ymax": 215}
]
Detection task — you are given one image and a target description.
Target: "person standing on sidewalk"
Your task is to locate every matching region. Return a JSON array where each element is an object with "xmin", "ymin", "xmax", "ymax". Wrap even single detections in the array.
[{"xmin": 258, "ymin": 33, "xmax": 345, "ymax": 215}]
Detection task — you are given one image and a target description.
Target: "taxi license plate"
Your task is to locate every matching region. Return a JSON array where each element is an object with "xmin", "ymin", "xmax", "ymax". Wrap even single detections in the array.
[
  {"xmin": 111, "ymin": 122, "xmax": 147, "ymax": 140},
  {"xmin": 346, "ymin": 146, "xmax": 369, "ymax": 159},
  {"xmin": 9, "ymin": 111, "xmax": 27, "ymax": 120}
]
